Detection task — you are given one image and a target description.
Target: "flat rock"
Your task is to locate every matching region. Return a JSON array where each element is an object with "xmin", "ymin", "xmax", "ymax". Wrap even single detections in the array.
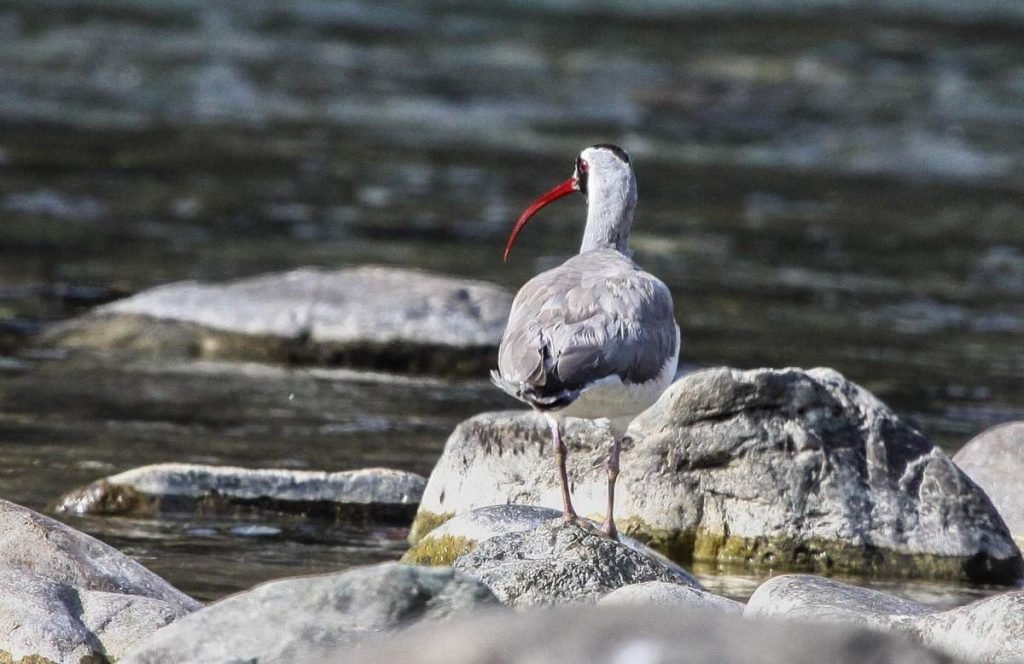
[
  {"xmin": 0, "ymin": 499, "xmax": 199, "ymax": 663},
  {"xmin": 953, "ymin": 421, "xmax": 1024, "ymax": 544},
  {"xmin": 746, "ymin": 574, "xmax": 1024, "ymax": 663},
  {"xmin": 598, "ymin": 580, "xmax": 744, "ymax": 614},
  {"xmin": 341, "ymin": 602, "xmax": 952, "ymax": 664},
  {"xmin": 120, "ymin": 563, "xmax": 501, "ymax": 664},
  {"xmin": 411, "ymin": 367, "xmax": 1022, "ymax": 583},
  {"xmin": 451, "ymin": 519, "xmax": 701, "ymax": 607},
  {"xmin": 54, "ymin": 462, "xmax": 425, "ymax": 523},
  {"xmin": 46, "ymin": 266, "xmax": 513, "ymax": 376}
]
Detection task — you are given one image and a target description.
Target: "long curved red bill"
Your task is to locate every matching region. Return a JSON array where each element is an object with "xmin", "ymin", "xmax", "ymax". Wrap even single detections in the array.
[{"xmin": 503, "ymin": 177, "xmax": 577, "ymax": 261}]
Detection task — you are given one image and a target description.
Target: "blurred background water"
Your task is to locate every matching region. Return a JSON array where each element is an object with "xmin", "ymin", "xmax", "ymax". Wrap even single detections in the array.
[{"xmin": 0, "ymin": 0, "xmax": 1022, "ymax": 604}]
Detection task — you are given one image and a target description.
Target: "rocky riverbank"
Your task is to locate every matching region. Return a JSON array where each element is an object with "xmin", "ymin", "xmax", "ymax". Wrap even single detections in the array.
[{"xmin": 2, "ymin": 266, "xmax": 1022, "ymax": 662}]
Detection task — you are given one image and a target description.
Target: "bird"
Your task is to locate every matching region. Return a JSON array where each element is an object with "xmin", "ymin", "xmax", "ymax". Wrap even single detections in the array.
[{"xmin": 490, "ymin": 144, "xmax": 679, "ymax": 539}]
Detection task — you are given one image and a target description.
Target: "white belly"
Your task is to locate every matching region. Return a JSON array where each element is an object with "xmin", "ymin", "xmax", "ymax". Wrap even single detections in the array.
[{"xmin": 553, "ymin": 325, "xmax": 680, "ymax": 427}]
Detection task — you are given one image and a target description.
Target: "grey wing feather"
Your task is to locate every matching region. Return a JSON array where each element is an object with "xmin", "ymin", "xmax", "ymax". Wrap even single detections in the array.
[{"xmin": 494, "ymin": 250, "xmax": 678, "ymax": 408}]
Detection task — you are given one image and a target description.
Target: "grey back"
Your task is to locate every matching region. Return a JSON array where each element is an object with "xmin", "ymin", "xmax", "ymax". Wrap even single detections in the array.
[{"xmin": 495, "ymin": 249, "xmax": 677, "ymax": 407}]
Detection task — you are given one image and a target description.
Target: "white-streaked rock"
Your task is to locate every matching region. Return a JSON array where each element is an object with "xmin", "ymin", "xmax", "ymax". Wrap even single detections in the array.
[{"xmin": 411, "ymin": 367, "xmax": 1022, "ymax": 583}]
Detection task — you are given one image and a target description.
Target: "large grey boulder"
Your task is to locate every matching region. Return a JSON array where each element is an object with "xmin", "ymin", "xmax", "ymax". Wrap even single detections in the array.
[
  {"xmin": 452, "ymin": 519, "xmax": 701, "ymax": 607},
  {"xmin": 46, "ymin": 266, "xmax": 513, "ymax": 375},
  {"xmin": 121, "ymin": 563, "xmax": 500, "ymax": 664},
  {"xmin": 0, "ymin": 499, "xmax": 199, "ymax": 663},
  {"xmin": 340, "ymin": 602, "xmax": 952, "ymax": 664},
  {"xmin": 746, "ymin": 574, "xmax": 1024, "ymax": 663},
  {"xmin": 411, "ymin": 367, "xmax": 1022, "ymax": 583},
  {"xmin": 954, "ymin": 422, "xmax": 1024, "ymax": 544},
  {"xmin": 54, "ymin": 462, "xmax": 425, "ymax": 523}
]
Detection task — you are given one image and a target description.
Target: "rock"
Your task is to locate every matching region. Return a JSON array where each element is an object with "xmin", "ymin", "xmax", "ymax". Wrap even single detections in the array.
[
  {"xmin": 0, "ymin": 499, "xmax": 198, "ymax": 608},
  {"xmin": 341, "ymin": 602, "xmax": 953, "ymax": 664},
  {"xmin": 746, "ymin": 574, "xmax": 1024, "ymax": 663},
  {"xmin": 0, "ymin": 499, "xmax": 199, "ymax": 663},
  {"xmin": 411, "ymin": 367, "xmax": 1022, "ymax": 583},
  {"xmin": 54, "ymin": 463, "xmax": 425, "ymax": 524},
  {"xmin": 919, "ymin": 592, "xmax": 1024, "ymax": 663},
  {"xmin": 45, "ymin": 266, "xmax": 513, "ymax": 376},
  {"xmin": 598, "ymin": 580, "xmax": 744, "ymax": 614},
  {"xmin": 451, "ymin": 519, "xmax": 701, "ymax": 607},
  {"xmin": 120, "ymin": 563, "xmax": 501, "ymax": 664},
  {"xmin": 0, "ymin": 570, "xmax": 190, "ymax": 664},
  {"xmin": 953, "ymin": 422, "xmax": 1024, "ymax": 544},
  {"xmin": 403, "ymin": 504, "xmax": 697, "ymax": 585}
]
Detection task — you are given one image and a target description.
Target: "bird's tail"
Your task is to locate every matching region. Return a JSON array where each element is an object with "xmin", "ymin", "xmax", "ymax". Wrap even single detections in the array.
[{"xmin": 489, "ymin": 370, "xmax": 578, "ymax": 411}]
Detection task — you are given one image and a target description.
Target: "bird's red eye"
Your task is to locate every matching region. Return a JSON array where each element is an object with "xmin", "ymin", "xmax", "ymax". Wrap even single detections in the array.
[{"xmin": 577, "ymin": 158, "xmax": 589, "ymax": 173}]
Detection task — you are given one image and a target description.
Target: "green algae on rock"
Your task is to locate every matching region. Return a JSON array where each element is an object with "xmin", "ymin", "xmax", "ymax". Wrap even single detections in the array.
[
  {"xmin": 402, "ymin": 534, "xmax": 475, "ymax": 566},
  {"xmin": 410, "ymin": 368, "xmax": 1024, "ymax": 584}
]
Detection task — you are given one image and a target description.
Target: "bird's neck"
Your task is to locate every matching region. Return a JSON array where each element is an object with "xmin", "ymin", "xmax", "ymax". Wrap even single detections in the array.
[{"xmin": 579, "ymin": 176, "xmax": 636, "ymax": 255}]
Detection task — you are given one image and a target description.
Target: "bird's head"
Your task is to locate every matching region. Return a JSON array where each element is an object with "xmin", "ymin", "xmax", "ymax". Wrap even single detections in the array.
[{"xmin": 503, "ymin": 144, "xmax": 634, "ymax": 261}]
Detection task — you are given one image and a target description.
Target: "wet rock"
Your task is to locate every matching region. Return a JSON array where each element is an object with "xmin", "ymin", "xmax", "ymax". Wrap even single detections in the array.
[
  {"xmin": 411, "ymin": 367, "xmax": 1022, "ymax": 583},
  {"xmin": 403, "ymin": 504, "xmax": 696, "ymax": 585},
  {"xmin": 54, "ymin": 462, "xmax": 425, "ymax": 524},
  {"xmin": 451, "ymin": 519, "xmax": 701, "ymax": 608},
  {"xmin": 0, "ymin": 499, "xmax": 199, "ymax": 663},
  {"xmin": 120, "ymin": 563, "xmax": 501, "ymax": 664},
  {"xmin": 746, "ymin": 574, "xmax": 1024, "ymax": 663},
  {"xmin": 341, "ymin": 602, "xmax": 952, "ymax": 664},
  {"xmin": 46, "ymin": 266, "xmax": 513, "ymax": 376},
  {"xmin": 598, "ymin": 580, "xmax": 744, "ymax": 614},
  {"xmin": 953, "ymin": 422, "xmax": 1024, "ymax": 544}
]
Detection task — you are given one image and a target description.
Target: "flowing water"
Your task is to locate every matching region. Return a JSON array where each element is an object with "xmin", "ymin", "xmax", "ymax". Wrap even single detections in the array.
[{"xmin": 1, "ymin": 0, "xmax": 1023, "ymax": 605}]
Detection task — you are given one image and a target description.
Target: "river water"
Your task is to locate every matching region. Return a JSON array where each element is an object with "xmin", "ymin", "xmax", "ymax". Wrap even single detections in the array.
[{"xmin": 0, "ymin": 0, "xmax": 1022, "ymax": 605}]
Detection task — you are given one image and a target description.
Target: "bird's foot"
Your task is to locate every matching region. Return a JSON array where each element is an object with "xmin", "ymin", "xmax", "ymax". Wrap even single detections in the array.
[
  {"xmin": 601, "ymin": 519, "xmax": 619, "ymax": 541},
  {"xmin": 561, "ymin": 510, "xmax": 579, "ymax": 526}
]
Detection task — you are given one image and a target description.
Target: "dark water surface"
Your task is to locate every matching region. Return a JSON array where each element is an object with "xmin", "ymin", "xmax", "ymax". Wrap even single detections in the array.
[{"xmin": 1, "ymin": 1, "xmax": 1023, "ymax": 605}]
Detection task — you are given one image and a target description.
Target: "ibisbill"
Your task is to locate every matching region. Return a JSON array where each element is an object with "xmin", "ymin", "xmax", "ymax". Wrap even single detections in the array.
[{"xmin": 491, "ymin": 144, "xmax": 679, "ymax": 539}]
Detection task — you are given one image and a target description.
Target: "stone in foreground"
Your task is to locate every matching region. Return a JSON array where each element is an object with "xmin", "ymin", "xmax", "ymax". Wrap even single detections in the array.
[
  {"xmin": 341, "ymin": 603, "xmax": 951, "ymax": 664},
  {"xmin": 411, "ymin": 367, "xmax": 1022, "ymax": 583},
  {"xmin": 598, "ymin": 580, "xmax": 744, "ymax": 614},
  {"xmin": 404, "ymin": 504, "xmax": 698, "ymax": 588},
  {"xmin": 953, "ymin": 421, "xmax": 1024, "ymax": 545},
  {"xmin": 54, "ymin": 462, "xmax": 425, "ymax": 523},
  {"xmin": 452, "ymin": 519, "xmax": 701, "ymax": 607},
  {"xmin": 46, "ymin": 266, "xmax": 513, "ymax": 375},
  {"xmin": 0, "ymin": 499, "xmax": 199, "ymax": 663},
  {"xmin": 746, "ymin": 574, "xmax": 1024, "ymax": 663},
  {"xmin": 120, "ymin": 563, "xmax": 500, "ymax": 664},
  {"xmin": 0, "ymin": 570, "xmax": 190, "ymax": 664}
]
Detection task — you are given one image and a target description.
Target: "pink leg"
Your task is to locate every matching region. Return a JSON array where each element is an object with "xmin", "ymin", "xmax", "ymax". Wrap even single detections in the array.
[
  {"xmin": 549, "ymin": 417, "xmax": 576, "ymax": 521},
  {"xmin": 602, "ymin": 435, "xmax": 621, "ymax": 539}
]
